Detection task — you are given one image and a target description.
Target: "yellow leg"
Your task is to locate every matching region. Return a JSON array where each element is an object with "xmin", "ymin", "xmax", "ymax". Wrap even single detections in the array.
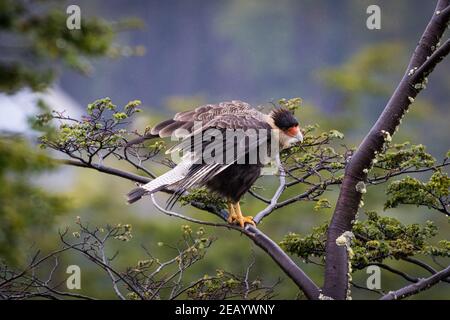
[
  {"xmin": 227, "ymin": 201, "xmax": 255, "ymax": 228},
  {"xmin": 227, "ymin": 201, "xmax": 236, "ymax": 224}
]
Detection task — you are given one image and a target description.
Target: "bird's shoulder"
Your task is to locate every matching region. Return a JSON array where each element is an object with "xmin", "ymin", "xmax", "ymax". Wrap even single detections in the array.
[{"xmin": 174, "ymin": 100, "xmax": 268, "ymax": 125}]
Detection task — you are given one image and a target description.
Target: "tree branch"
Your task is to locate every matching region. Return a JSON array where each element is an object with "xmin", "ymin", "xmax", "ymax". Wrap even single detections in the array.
[
  {"xmin": 150, "ymin": 194, "xmax": 321, "ymax": 300},
  {"xmin": 380, "ymin": 264, "xmax": 450, "ymax": 300},
  {"xmin": 368, "ymin": 161, "xmax": 450, "ymax": 185},
  {"xmin": 59, "ymin": 154, "xmax": 321, "ymax": 299},
  {"xmin": 370, "ymin": 263, "xmax": 420, "ymax": 283},
  {"xmin": 410, "ymin": 39, "xmax": 450, "ymax": 85},
  {"xmin": 245, "ymin": 225, "xmax": 321, "ymax": 300},
  {"xmin": 402, "ymin": 257, "xmax": 450, "ymax": 283},
  {"xmin": 323, "ymin": 0, "xmax": 450, "ymax": 299},
  {"xmin": 150, "ymin": 194, "xmax": 240, "ymax": 230},
  {"xmin": 56, "ymin": 159, "xmax": 151, "ymax": 184}
]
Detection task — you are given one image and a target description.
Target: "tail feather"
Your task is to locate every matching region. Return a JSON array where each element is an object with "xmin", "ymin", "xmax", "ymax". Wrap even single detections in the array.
[
  {"xmin": 127, "ymin": 187, "xmax": 148, "ymax": 204},
  {"xmin": 127, "ymin": 157, "xmax": 193, "ymax": 204},
  {"xmin": 127, "ymin": 185, "xmax": 167, "ymax": 204}
]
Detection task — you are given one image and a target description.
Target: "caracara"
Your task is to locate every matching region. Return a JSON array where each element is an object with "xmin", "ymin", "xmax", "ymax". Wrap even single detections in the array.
[{"xmin": 127, "ymin": 100, "xmax": 303, "ymax": 228}]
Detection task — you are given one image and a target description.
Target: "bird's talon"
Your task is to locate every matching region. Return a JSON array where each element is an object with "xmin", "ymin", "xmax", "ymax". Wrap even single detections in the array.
[
  {"xmin": 242, "ymin": 215, "xmax": 255, "ymax": 227},
  {"xmin": 228, "ymin": 214, "xmax": 255, "ymax": 228},
  {"xmin": 227, "ymin": 213, "xmax": 237, "ymax": 224}
]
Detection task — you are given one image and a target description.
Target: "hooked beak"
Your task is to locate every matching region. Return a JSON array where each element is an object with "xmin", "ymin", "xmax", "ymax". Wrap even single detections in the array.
[
  {"xmin": 286, "ymin": 126, "xmax": 304, "ymax": 143},
  {"xmin": 295, "ymin": 131, "xmax": 304, "ymax": 143}
]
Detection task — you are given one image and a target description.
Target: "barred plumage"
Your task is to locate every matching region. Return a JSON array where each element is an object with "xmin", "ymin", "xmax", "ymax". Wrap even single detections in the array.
[{"xmin": 126, "ymin": 100, "xmax": 303, "ymax": 228}]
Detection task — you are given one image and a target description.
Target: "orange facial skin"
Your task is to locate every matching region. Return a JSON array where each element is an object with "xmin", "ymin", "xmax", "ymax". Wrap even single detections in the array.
[{"xmin": 286, "ymin": 125, "xmax": 300, "ymax": 137}]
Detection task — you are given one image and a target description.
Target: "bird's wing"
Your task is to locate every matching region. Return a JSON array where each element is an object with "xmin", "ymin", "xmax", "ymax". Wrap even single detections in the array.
[
  {"xmin": 165, "ymin": 100, "xmax": 272, "ymax": 162},
  {"xmin": 128, "ymin": 101, "xmax": 275, "ymax": 206},
  {"xmin": 161, "ymin": 102, "xmax": 273, "ymax": 208},
  {"xmin": 151, "ymin": 100, "xmax": 268, "ymax": 138}
]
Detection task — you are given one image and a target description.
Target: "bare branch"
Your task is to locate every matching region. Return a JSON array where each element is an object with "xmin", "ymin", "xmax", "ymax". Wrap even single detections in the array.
[
  {"xmin": 150, "ymin": 195, "xmax": 321, "ymax": 300},
  {"xmin": 380, "ymin": 264, "xmax": 450, "ymax": 300},
  {"xmin": 150, "ymin": 194, "xmax": 240, "ymax": 230},
  {"xmin": 254, "ymin": 158, "xmax": 286, "ymax": 224},
  {"xmin": 58, "ymin": 159, "xmax": 151, "ymax": 184},
  {"xmin": 244, "ymin": 225, "xmax": 321, "ymax": 300},
  {"xmin": 370, "ymin": 263, "xmax": 420, "ymax": 283},
  {"xmin": 410, "ymin": 39, "xmax": 450, "ymax": 85},
  {"xmin": 99, "ymin": 244, "xmax": 126, "ymax": 300},
  {"xmin": 402, "ymin": 257, "xmax": 450, "ymax": 283}
]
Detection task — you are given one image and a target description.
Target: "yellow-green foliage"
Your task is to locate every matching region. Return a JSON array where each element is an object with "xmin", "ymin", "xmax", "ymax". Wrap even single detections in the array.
[
  {"xmin": 39, "ymin": 98, "xmax": 146, "ymax": 152},
  {"xmin": 385, "ymin": 171, "xmax": 449, "ymax": 211},
  {"xmin": 278, "ymin": 97, "xmax": 302, "ymax": 113},
  {"xmin": 279, "ymin": 224, "xmax": 328, "ymax": 260},
  {"xmin": 313, "ymin": 198, "xmax": 332, "ymax": 211},
  {"xmin": 280, "ymin": 211, "xmax": 449, "ymax": 270},
  {"xmin": 376, "ymin": 142, "xmax": 436, "ymax": 170},
  {"xmin": 351, "ymin": 212, "xmax": 442, "ymax": 268},
  {"xmin": 179, "ymin": 188, "xmax": 227, "ymax": 210}
]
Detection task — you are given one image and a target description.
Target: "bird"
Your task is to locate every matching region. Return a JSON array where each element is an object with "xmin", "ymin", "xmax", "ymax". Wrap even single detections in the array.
[{"xmin": 126, "ymin": 100, "xmax": 303, "ymax": 228}]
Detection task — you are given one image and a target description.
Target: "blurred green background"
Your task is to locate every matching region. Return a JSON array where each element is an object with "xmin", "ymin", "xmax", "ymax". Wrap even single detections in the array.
[{"xmin": 0, "ymin": 0, "xmax": 448, "ymax": 299}]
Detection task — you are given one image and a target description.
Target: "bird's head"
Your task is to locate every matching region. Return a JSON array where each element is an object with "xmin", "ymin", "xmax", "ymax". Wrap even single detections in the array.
[{"xmin": 269, "ymin": 108, "xmax": 304, "ymax": 148}]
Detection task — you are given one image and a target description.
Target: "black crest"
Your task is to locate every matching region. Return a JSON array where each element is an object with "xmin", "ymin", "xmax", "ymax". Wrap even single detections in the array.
[{"xmin": 271, "ymin": 108, "xmax": 298, "ymax": 130}]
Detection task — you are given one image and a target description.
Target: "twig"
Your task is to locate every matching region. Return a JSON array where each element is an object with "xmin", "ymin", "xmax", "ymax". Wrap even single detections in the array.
[
  {"xmin": 99, "ymin": 243, "xmax": 126, "ymax": 300},
  {"xmin": 150, "ymin": 194, "xmax": 240, "ymax": 230},
  {"xmin": 243, "ymin": 253, "xmax": 256, "ymax": 300},
  {"xmin": 248, "ymin": 189, "xmax": 271, "ymax": 204},
  {"xmin": 351, "ymin": 281, "xmax": 385, "ymax": 296},
  {"xmin": 254, "ymin": 157, "xmax": 286, "ymax": 224},
  {"xmin": 151, "ymin": 195, "xmax": 321, "ymax": 300},
  {"xmin": 369, "ymin": 263, "xmax": 419, "ymax": 283}
]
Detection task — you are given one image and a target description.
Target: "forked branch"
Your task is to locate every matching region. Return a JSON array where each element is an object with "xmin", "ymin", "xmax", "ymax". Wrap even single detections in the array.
[{"xmin": 323, "ymin": 0, "xmax": 450, "ymax": 299}]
